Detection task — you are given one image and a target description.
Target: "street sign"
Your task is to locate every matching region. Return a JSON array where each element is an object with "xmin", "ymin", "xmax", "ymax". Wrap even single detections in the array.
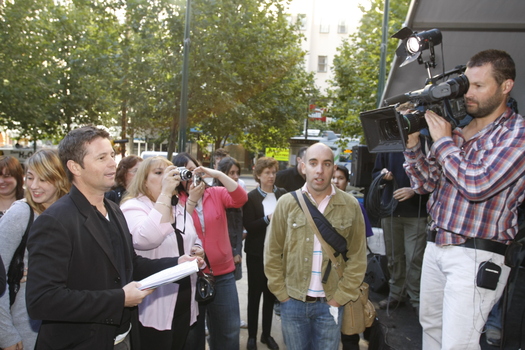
[{"xmin": 265, "ymin": 148, "xmax": 289, "ymax": 161}]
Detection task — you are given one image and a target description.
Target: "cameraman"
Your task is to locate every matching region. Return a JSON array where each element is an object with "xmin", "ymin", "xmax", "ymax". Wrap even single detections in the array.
[
  {"xmin": 372, "ymin": 104, "xmax": 429, "ymax": 314},
  {"xmin": 402, "ymin": 49, "xmax": 525, "ymax": 349}
]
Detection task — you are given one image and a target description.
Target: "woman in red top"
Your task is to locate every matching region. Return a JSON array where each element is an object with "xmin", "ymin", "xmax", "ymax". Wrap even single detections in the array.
[{"xmin": 172, "ymin": 153, "xmax": 247, "ymax": 350}]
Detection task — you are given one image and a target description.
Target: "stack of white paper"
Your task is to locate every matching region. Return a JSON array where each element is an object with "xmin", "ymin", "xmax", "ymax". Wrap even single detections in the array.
[{"xmin": 138, "ymin": 260, "xmax": 199, "ymax": 291}]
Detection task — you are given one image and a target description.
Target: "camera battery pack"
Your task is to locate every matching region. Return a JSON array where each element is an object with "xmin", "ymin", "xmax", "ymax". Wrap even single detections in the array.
[{"xmin": 476, "ymin": 261, "xmax": 501, "ymax": 290}]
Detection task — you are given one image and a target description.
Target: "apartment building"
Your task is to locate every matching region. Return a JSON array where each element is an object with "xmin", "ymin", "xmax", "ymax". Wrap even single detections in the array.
[{"xmin": 288, "ymin": 0, "xmax": 364, "ymax": 92}]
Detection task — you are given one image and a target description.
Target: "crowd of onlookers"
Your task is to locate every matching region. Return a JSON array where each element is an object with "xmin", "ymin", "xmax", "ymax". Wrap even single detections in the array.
[
  {"xmin": 0, "ymin": 139, "xmax": 372, "ymax": 350},
  {"xmin": 2, "ymin": 48, "xmax": 521, "ymax": 350},
  {"xmin": 0, "ymin": 141, "xmax": 315, "ymax": 350}
]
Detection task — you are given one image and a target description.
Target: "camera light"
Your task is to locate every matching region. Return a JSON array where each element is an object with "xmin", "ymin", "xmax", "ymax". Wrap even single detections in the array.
[
  {"xmin": 406, "ymin": 36, "xmax": 422, "ymax": 55},
  {"xmin": 405, "ymin": 29, "xmax": 442, "ymax": 55},
  {"xmin": 393, "ymin": 27, "xmax": 443, "ymax": 68}
]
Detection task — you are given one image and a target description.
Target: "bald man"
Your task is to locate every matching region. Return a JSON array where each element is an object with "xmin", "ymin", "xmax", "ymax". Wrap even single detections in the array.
[{"xmin": 264, "ymin": 143, "xmax": 367, "ymax": 350}]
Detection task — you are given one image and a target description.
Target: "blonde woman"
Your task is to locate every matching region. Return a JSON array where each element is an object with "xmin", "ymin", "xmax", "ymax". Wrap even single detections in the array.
[
  {"xmin": 0, "ymin": 149, "xmax": 70, "ymax": 350},
  {"xmin": 120, "ymin": 156, "xmax": 204, "ymax": 350}
]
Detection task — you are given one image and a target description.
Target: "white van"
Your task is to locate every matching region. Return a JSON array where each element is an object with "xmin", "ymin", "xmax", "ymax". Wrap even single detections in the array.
[{"xmin": 140, "ymin": 151, "xmax": 177, "ymax": 160}]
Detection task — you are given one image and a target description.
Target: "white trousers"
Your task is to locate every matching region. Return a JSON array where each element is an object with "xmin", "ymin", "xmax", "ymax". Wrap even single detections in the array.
[{"xmin": 420, "ymin": 242, "xmax": 510, "ymax": 350}]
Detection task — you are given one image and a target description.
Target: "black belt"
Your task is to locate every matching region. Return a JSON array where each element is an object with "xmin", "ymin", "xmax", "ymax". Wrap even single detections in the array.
[
  {"xmin": 427, "ymin": 230, "xmax": 508, "ymax": 256},
  {"xmin": 305, "ymin": 296, "xmax": 327, "ymax": 303}
]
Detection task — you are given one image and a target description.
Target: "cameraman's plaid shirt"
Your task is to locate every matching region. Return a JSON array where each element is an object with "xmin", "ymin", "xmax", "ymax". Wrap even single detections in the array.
[{"xmin": 403, "ymin": 107, "xmax": 525, "ymax": 246}]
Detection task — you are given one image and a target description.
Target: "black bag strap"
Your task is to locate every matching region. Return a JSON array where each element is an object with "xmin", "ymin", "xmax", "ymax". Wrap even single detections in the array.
[
  {"xmin": 291, "ymin": 190, "xmax": 348, "ymax": 258},
  {"xmin": 7, "ymin": 203, "xmax": 34, "ymax": 306},
  {"xmin": 171, "ymin": 207, "xmax": 212, "ymax": 274},
  {"xmin": 294, "ymin": 190, "xmax": 346, "ymax": 284}
]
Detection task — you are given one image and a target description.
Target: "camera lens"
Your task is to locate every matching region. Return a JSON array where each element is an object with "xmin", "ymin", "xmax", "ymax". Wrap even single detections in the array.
[
  {"xmin": 177, "ymin": 167, "xmax": 193, "ymax": 181},
  {"xmin": 401, "ymin": 110, "xmax": 427, "ymax": 134},
  {"xmin": 379, "ymin": 118, "xmax": 401, "ymax": 140}
]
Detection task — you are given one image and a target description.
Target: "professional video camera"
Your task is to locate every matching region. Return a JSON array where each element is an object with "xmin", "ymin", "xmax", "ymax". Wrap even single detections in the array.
[{"xmin": 359, "ymin": 28, "xmax": 470, "ymax": 153}]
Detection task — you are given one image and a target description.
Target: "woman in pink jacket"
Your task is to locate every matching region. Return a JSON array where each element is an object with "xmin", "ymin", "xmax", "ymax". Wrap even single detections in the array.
[
  {"xmin": 172, "ymin": 153, "xmax": 247, "ymax": 350},
  {"xmin": 120, "ymin": 156, "xmax": 204, "ymax": 350}
]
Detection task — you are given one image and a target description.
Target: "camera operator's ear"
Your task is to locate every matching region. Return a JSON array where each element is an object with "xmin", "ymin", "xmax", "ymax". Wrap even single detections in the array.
[{"xmin": 502, "ymin": 79, "xmax": 514, "ymax": 94}]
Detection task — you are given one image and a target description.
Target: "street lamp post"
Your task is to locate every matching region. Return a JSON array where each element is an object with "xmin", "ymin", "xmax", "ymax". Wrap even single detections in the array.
[
  {"xmin": 376, "ymin": 0, "xmax": 390, "ymax": 108},
  {"xmin": 168, "ymin": 0, "xmax": 191, "ymax": 160}
]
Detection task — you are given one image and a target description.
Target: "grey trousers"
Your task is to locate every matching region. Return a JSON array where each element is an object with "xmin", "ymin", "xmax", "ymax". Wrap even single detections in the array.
[{"xmin": 381, "ymin": 216, "xmax": 427, "ymax": 306}]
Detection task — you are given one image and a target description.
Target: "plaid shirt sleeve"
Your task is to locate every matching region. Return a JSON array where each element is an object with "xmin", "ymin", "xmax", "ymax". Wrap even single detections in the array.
[
  {"xmin": 435, "ymin": 123, "xmax": 525, "ymax": 202},
  {"xmin": 403, "ymin": 139, "xmax": 441, "ymax": 195}
]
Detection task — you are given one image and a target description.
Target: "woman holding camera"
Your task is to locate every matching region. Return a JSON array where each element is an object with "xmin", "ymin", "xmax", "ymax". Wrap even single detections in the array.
[
  {"xmin": 120, "ymin": 156, "xmax": 204, "ymax": 350},
  {"xmin": 172, "ymin": 152, "xmax": 247, "ymax": 350},
  {"xmin": 214, "ymin": 157, "xmax": 244, "ymax": 280}
]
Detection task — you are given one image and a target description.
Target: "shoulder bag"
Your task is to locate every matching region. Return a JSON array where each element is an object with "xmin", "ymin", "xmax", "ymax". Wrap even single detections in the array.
[
  {"xmin": 195, "ymin": 254, "xmax": 216, "ymax": 303},
  {"xmin": 7, "ymin": 203, "xmax": 34, "ymax": 306}
]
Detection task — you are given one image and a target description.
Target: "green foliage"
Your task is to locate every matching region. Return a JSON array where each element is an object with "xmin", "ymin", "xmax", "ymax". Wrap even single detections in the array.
[
  {"xmin": 0, "ymin": 0, "xmax": 125, "ymax": 140},
  {"xmin": 0, "ymin": 0, "xmax": 311, "ymax": 151},
  {"xmin": 327, "ymin": 0, "xmax": 410, "ymax": 139},
  {"xmin": 189, "ymin": 0, "xmax": 312, "ymax": 150}
]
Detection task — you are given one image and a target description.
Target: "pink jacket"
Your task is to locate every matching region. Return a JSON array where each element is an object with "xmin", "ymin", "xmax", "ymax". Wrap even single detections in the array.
[
  {"xmin": 120, "ymin": 195, "xmax": 202, "ymax": 330},
  {"xmin": 179, "ymin": 185, "xmax": 247, "ymax": 276}
]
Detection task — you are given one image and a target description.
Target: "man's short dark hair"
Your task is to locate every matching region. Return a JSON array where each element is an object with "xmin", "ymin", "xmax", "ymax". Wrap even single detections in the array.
[
  {"xmin": 58, "ymin": 126, "xmax": 110, "ymax": 182},
  {"xmin": 335, "ymin": 164, "xmax": 350, "ymax": 182},
  {"xmin": 297, "ymin": 147, "xmax": 308, "ymax": 160},
  {"xmin": 467, "ymin": 49, "xmax": 516, "ymax": 85},
  {"xmin": 214, "ymin": 148, "xmax": 229, "ymax": 158}
]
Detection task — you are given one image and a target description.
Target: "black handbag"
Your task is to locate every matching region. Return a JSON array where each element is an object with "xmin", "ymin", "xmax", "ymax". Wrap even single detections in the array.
[
  {"xmin": 7, "ymin": 204, "xmax": 34, "ymax": 306},
  {"xmin": 195, "ymin": 255, "xmax": 216, "ymax": 303}
]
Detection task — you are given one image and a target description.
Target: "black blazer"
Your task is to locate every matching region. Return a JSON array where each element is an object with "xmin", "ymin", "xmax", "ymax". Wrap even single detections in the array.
[
  {"xmin": 0, "ymin": 255, "xmax": 5, "ymax": 297},
  {"xmin": 26, "ymin": 185, "xmax": 178, "ymax": 350},
  {"xmin": 275, "ymin": 166, "xmax": 305, "ymax": 192},
  {"xmin": 243, "ymin": 187, "xmax": 287, "ymax": 257}
]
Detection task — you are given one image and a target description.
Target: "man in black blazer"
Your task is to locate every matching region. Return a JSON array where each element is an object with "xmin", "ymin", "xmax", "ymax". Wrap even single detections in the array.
[{"xmin": 26, "ymin": 126, "xmax": 201, "ymax": 350}]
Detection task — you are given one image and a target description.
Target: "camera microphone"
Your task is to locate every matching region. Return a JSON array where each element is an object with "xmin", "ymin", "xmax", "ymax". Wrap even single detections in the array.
[
  {"xmin": 385, "ymin": 75, "xmax": 469, "ymax": 107},
  {"xmin": 384, "ymin": 93, "xmax": 411, "ymax": 106}
]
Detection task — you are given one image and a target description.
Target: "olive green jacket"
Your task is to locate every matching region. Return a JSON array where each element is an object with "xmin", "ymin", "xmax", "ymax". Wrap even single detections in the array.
[{"xmin": 264, "ymin": 188, "xmax": 367, "ymax": 306}]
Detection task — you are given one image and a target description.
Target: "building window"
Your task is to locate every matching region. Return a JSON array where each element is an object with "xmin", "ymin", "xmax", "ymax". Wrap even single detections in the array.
[
  {"xmin": 318, "ymin": 56, "xmax": 328, "ymax": 73},
  {"xmin": 286, "ymin": 15, "xmax": 293, "ymax": 26},
  {"xmin": 298, "ymin": 14, "xmax": 307, "ymax": 31},
  {"xmin": 320, "ymin": 20, "xmax": 330, "ymax": 33},
  {"xmin": 338, "ymin": 20, "xmax": 347, "ymax": 34}
]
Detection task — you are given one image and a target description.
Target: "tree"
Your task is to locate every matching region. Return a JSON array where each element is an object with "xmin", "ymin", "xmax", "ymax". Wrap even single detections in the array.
[
  {"xmin": 185, "ymin": 0, "xmax": 313, "ymax": 151},
  {"xmin": 0, "ymin": 0, "xmax": 61, "ymax": 141},
  {"xmin": 0, "ymin": 0, "xmax": 124, "ymax": 141},
  {"xmin": 97, "ymin": 0, "xmax": 313, "ymax": 153},
  {"xmin": 327, "ymin": 0, "xmax": 410, "ymax": 139},
  {"xmin": 0, "ymin": 0, "xmax": 312, "ymax": 153}
]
